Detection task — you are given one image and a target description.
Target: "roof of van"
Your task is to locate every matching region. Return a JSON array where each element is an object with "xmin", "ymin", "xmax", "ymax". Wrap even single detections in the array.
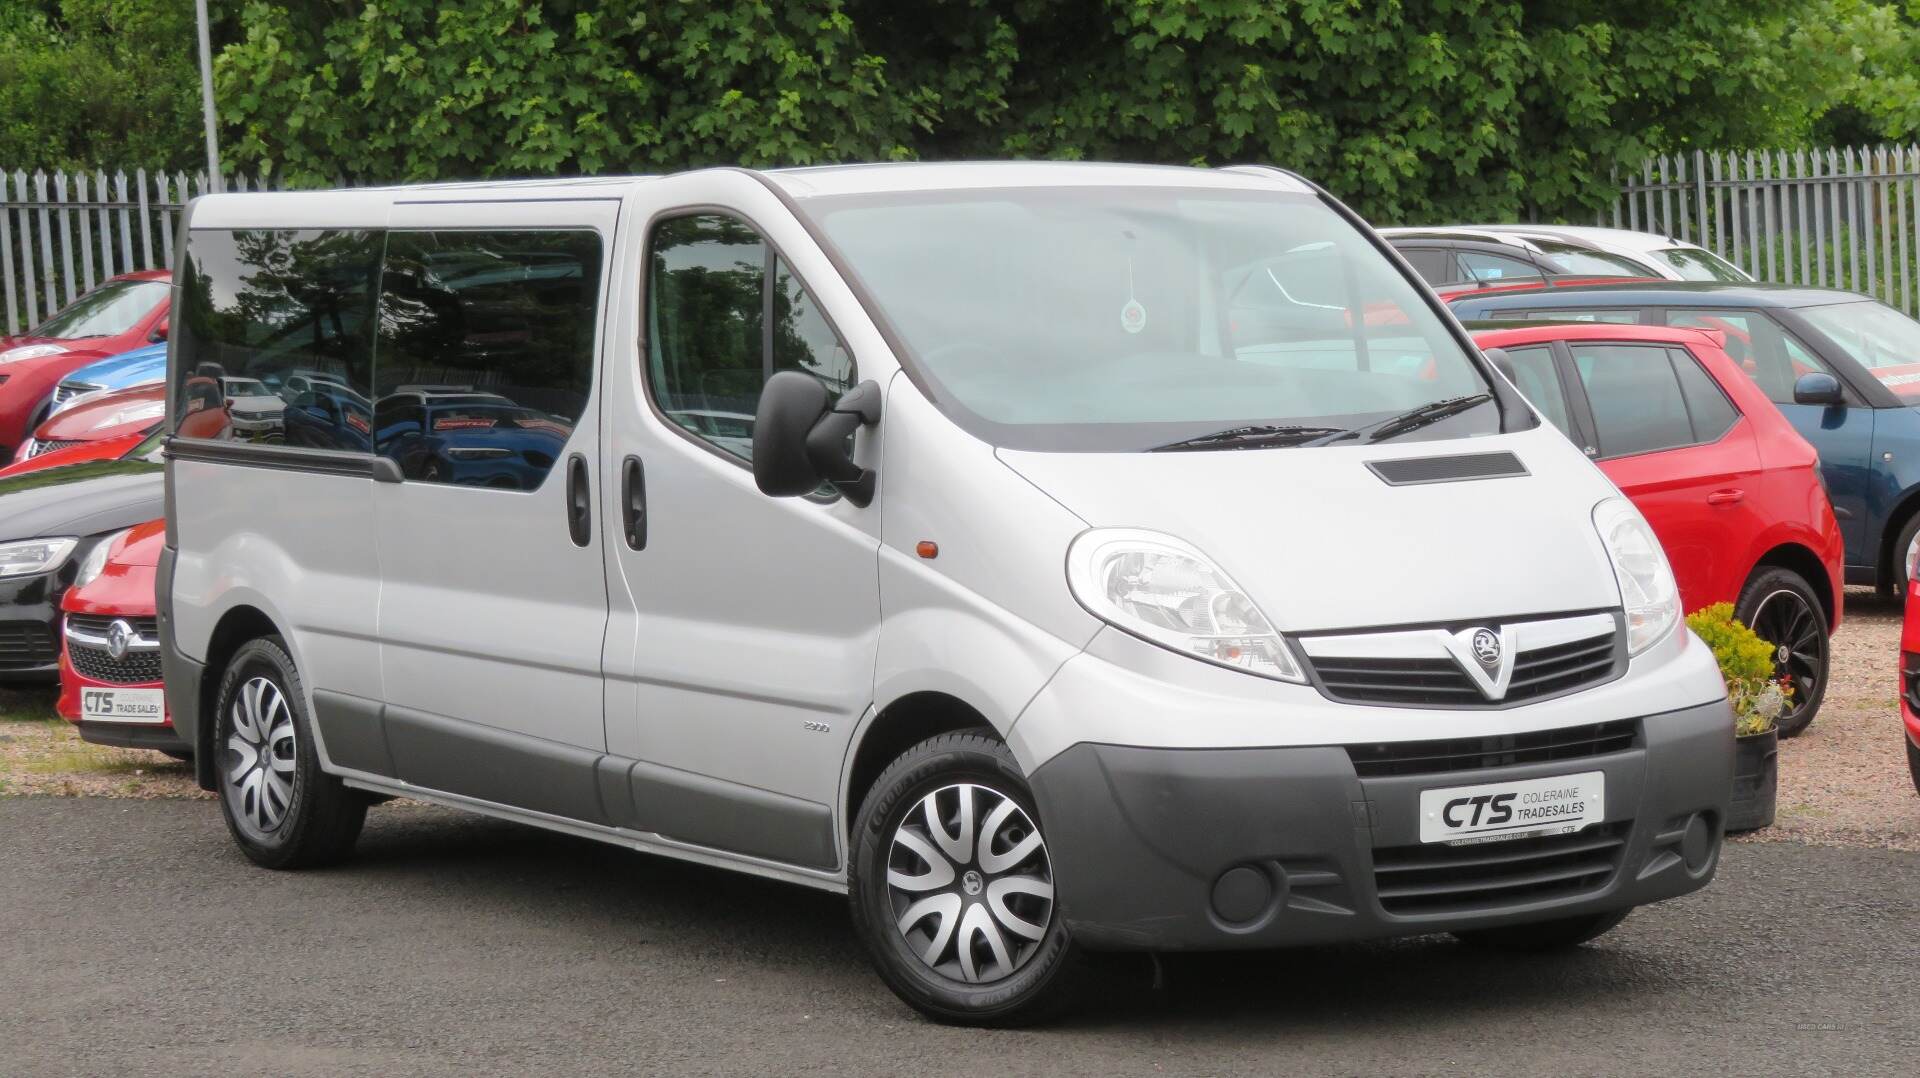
[{"xmin": 183, "ymin": 162, "xmax": 1316, "ymax": 223}]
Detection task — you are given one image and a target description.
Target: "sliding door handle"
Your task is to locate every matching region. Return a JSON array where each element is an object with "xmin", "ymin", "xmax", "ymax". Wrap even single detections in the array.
[
  {"xmin": 621, "ymin": 455, "xmax": 647, "ymax": 551},
  {"xmin": 566, "ymin": 454, "xmax": 591, "ymax": 547}
]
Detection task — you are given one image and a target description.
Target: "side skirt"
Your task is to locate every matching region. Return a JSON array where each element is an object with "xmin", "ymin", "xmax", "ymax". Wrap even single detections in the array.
[{"xmin": 338, "ymin": 771, "xmax": 850, "ymax": 895}]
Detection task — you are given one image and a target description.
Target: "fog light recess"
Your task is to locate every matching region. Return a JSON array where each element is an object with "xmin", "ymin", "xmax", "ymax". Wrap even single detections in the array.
[{"xmin": 1210, "ymin": 864, "xmax": 1278, "ymax": 926}]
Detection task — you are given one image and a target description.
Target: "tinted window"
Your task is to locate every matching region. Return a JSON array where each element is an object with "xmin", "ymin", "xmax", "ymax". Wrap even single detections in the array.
[
  {"xmin": 1396, "ymin": 246, "xmax": 1454, "ymax": 285},
  {"xmin": 1493, "ymin": 308, "xmax": 1641, "ymax": 324},
  {"xmin": 1666, "ymin": 309, "xmax": 1837, "ymax": 404},
  {"xmin": 371, "ymin": 231, "xmax": 603, "ymax": 490},
  {"xmin": 1670, "ymin": 347, "xmax": 1739, "ymax": 440},
  {"xmin": 1569, "ymin": 343, "xmax": 1693, "ymax": 457},
  {"xmin": 647, "ymin": 214, "xmax": 853, "ymax": 462},
  {"xmin": 1458, "ymin": 250, "xmax": 1539, "ymax": 282},
  {"xmin": 174, "ymin": 229, "xmax": 382, "ymax": 444},
  {"xmin": 1530, "ymin": 243, "xmax": 1650, "ymax": 277},
  {"xmin": 1653, "ymin": 247, "xmax": 1749, "ymax": 282},
  {"xmin": 32, "ymin": 278, "xmax": 168, "ymax": 339},
  {"xmin": 1498, "ymin": 345, "xmax": 1572, "ymax": 435}
]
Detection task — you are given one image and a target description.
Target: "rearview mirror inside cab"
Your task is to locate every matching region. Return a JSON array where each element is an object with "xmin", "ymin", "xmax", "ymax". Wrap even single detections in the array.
[
  {"xmin": 752, "ymin": 372, "xmax": 882, "ymax": 506},
  {"xmin": 1792, "ymin": 372, "xmax": 1843, "ymax": 406}
]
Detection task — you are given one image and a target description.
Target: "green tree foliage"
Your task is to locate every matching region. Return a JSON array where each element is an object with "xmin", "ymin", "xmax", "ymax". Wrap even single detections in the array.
[
  {"xmin": 1809, "ymin": 0, "xmax": 1920, "ymax": 144},
  {"xmin": 0, "ymin": 1, "xmax": 209, "ymax": 171}
]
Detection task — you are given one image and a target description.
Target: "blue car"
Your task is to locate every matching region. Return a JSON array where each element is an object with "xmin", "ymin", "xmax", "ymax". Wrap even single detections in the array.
[
  {"xmin": 1450, "ymin": 282, "xmax": 1920, "ymax": 590},
  {"xmin": 48, "ymin": 342, "xmax": 168, "ymax": 415}
]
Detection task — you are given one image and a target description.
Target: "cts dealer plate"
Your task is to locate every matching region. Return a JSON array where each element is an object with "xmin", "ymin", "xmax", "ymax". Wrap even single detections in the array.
[
  {"xmin": 1418, "ymin": 771, "xmax": 1605, "ymax": 845},
  {"xmin": 80, "ymin": 687, "xmax": 166, "ymax": 725}
]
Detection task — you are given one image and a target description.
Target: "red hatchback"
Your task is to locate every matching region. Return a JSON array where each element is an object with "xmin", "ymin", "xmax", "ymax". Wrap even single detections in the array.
[
  {"xmin": 0, "ymin": 270, "xmax": 170, "ymax": 459},
  {"xmin": 1471, "ymin": 322, "xmax": 1844, "ymax": 735},
  {"xmin": 57, "ymin": 518, "xmax": 183, "ymax": 756}
]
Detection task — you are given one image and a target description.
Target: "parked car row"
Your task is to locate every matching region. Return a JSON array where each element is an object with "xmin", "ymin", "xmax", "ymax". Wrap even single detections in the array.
[{"xmin": 2, "ymin": 172, "xmax": 1912, "ymax": 1028}]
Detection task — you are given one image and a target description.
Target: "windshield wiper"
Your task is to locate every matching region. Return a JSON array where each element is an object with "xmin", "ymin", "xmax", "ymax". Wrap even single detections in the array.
[
  {"xmin": 1299, "ymin": 394, "xmax": 1495, "ymax": 448},
  {"xmin": 1150, "ymin": 423, "xmax": 1349, "ymax": 452}
]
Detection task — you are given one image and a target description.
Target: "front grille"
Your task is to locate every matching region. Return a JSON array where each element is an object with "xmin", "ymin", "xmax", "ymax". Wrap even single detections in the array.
[
  {"xmin": 1306, "ymin": 620, "xmax": 1621, "ymax": 708},
  {"xmin": 28, "ymin": 439, "xmax": 83, "ymax": 458},
  {"xmin": 1347, "ymin": 720, "xmax": 1639, "ymax": 778},
  {"xmin": 64, "ymin": 615, "xmax": 161, "ymax": 684},
  {"xmin": 1903, "ymin": 652, "xmax": 1920, "ymax": 714},
  {"xmin": 0, "ymin": 623, "xmax": 58, "ymax": 669},
  {"xmin": 51, "ymin": 381, "xmax": 100, "ymax": 408},
  {"xmin": 1371, "ymin": 822, "xmax": 1628, "ymax": 915}
]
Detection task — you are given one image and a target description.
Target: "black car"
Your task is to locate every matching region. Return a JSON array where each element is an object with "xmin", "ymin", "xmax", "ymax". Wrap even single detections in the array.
[{"xmin": 0, "ymin": 437, "xmax": 163, "ymax": 682}]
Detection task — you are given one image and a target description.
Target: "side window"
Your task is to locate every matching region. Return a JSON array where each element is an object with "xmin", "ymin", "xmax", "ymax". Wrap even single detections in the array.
[
  {"xmin": 1568, "ymin": 343, "xmax": 1695, "ymax": 458},
  {"xmin": 371, "ymin": 230, "xmax": 603, "ymax": 490},
  {"xmin": 1457, "ymin": 250, "xmax": 1540, "ymax": 282},
  {"xmin": 647, "ymin": 214, "xmax": 854, "ymax": 462},
  {"xmin": 1670, "ymin": 347, "xmax": 1739, "ymax": 441},
  {"xmin": 1498, "ymin": 345, "xmax": 1572, "ymax": 436},
  {"xmin": 1667, "ymin": 309, "xmax": 1838, "ymax": 405},
  {"xmin": 173, "ymin": 229, "xmax": 382, "ymax": 445},
  {"xmin": 1396, "ymin": 246, "xmax": 1454, "ymax": 285},
  {"xmin": 1498, "ymin": 308, "xmax": 1642, "ymax": 324}
]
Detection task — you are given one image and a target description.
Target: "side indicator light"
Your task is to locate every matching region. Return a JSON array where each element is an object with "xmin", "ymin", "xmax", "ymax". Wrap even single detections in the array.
[{"xmin": 916, "ymin": 541, "xmax": 939, "ymax": 559}]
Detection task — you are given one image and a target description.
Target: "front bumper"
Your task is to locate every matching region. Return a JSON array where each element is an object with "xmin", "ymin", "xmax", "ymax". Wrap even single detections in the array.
[
  {"xmin": 0, "ymin": 574, "xmax": 63, "ymax": 681},
  {"xmin": 1028, "ymin": 698, "xmax": 1733, "ymax": 951}
]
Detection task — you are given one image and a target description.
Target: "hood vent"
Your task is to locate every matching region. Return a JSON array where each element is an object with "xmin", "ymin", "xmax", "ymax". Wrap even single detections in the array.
[{"xmin": 1367, "ymin": 451, "xmax": 1527, "ymax": 487}]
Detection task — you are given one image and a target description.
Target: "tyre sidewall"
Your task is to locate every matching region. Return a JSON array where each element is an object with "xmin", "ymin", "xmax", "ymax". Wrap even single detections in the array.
[
  {"xmin": 848, "ymin": 734, "xmax": 1076, "ymax": 1024},
  {"xmin": 212, "ymin": 637, "xmax": 326, "ymax": 867},
  {"xmin": 1734, "ymin": 566, "xmax": 1828, "ymax": 737}
]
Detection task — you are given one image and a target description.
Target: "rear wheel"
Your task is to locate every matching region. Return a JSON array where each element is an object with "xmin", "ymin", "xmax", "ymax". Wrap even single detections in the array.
[
  {"xmin": 848, "ymin": 731, "xmax": 1080, "ymax": 1026},
  {"xmin": 212, "ymin": 636, "xmax": 365, "ymax": 869},
  {"xmin": 1452, "ymin": 908, "xmax": 1630, "ymax": 951},
  {"xmin": 1887, "ymin": 514, "xmax": 1920, "ymax": 599},
  {"xmin": 1735, "ymin": 567, "xmax": 1829, "ymax": 738}
]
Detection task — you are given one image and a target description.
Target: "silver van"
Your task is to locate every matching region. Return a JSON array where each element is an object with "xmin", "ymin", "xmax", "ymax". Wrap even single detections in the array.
[{"xmin": 161, "ymin": 163, "xmax": 1734, "ymax": 1025}]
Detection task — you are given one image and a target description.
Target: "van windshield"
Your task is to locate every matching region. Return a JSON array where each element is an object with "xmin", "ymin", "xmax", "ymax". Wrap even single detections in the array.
[{"xmin": 805, "ymin": 187, "xmax": 1500, "ymax": 451}]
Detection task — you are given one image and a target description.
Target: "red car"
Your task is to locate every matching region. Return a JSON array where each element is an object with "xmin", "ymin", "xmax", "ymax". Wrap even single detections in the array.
[
  {"xmin": 9, "ymin": 378, "xmax": 227, "ymax": 465},
  {"xmin": 0, "ymin": 270, "xmax": 170, "ymax": 460},
  {"xmin": 56, "ymin": 518, "xmax": 184, "ymax": 756},
  {"xmin": 0, "ymin": 431, "xmax": 149, "ymax": 479},
  {"xmin": 1900, "ymin": 545, "xmax": 1920, "ymax": 795},
  {"xmin": 1471, "ymin": 321, "xmax": 1844, "ymax": 735}
]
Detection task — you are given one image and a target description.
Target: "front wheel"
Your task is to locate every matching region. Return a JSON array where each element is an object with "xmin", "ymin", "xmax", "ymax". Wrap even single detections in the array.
[
  {"xmin": 1735, "ymin": 567, "xmax": 1829, "ymax": 738},
  {"xmin": 212, "ymin": 636, "xmax": 366, "ymax": 869},
  {"xmin": 1452, "ymin": 908, "xmax": 1631, "ymax": 951},
  {"xmin": 848, "ymin": 731, "xmax": 1081, "ymax": 1026}
]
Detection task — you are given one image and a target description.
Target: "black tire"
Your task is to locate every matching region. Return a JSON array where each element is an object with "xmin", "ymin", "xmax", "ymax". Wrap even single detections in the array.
[
  {"xmin": 211, "ymin": 636, "xmax": 365, "ymax": 869},
  {"xmin": 848, "ymin": 731, "xmax": 1082, "ymax": 1027},
  {"xmin": 1908, "ymin": 739, "xmax": 1920, "ymax": 798},
  {"xmin": 1734, "ymin": 566, "xmax": 1829, "ymax": 738},
  {"xmin": 1887, "ymin": 513, "xmax": 1920, "ymax": 600},
  {"xmin": 1452, "ymin": 908, "xmax": 1631, "ymax": 951}
]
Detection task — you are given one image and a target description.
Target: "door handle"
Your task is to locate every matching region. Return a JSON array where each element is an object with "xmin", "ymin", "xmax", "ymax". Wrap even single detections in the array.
[
  {"xmin": 566, "ymin": 454, "xmax": 591, "ymax": 547},
  {"xmin": 621, "ymin": 455, "xmax": 647, "ymax": 551},
  {"xmin": 1706, "ymin": 488, "xmax": 1745, "ymax": 506}
]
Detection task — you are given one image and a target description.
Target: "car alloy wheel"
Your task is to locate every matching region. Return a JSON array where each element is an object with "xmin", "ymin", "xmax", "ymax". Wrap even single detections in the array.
[
  {"xmin": 1747, "ymin": 587, "xmax": 1825, "ymax": 732},
  {"xmin": 223, "ymin": 675, "xmax": 298, "ymax": 836},
  {"xmin": 886, "ymin": 782, "xmax": 1055, "ymax": 984}
]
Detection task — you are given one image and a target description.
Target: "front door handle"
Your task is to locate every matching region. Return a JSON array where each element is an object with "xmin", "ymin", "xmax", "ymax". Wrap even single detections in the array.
[
  {"xmin": 566, "ymin": 454, "xmax": 591, "ymax": 547},
  {"xmin": 1706, "ymin": 488, "xmax": 1745, "ymax": 506},
  {"xmin": 621, "ymin": 455, "xmax": 647, "ymax": 551}
]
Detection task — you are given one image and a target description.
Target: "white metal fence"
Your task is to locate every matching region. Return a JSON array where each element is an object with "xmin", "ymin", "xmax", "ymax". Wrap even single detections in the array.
[
  {"xmin": 0, "ymin": 170, "xmax": 271, "ymax": 337},
  {"xmin": 1609, "ymin": 146, "xmax": 1920, "ymax": 315}
]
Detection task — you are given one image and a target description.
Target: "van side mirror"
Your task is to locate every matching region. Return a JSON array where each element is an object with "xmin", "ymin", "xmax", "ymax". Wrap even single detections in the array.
[
  {"xmin": 149, "ymin": 318, "xmax": 169, "ymax": 343},
  {"xmin": 1792, "ymin": 372, "xmax": 1843, "ymax": 406},
  {"xmin": 752, "ymin": 372, "xmax": 883, "ymax": 507},
  {"xmin": 1481, "ymin": 346, "xmax": 1519, "ymax": 384}
]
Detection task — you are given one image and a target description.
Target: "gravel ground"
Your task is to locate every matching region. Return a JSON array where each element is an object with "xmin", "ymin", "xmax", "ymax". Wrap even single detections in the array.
[{"xmin": 3, "ymin": 595, "xmax": 1916, "ymax": 847}]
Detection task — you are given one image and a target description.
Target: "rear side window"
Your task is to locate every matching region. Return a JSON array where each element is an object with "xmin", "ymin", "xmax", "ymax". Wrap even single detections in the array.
[
  {"xmin": 1457, "ymin": 250, "xmax": 1538, "ymax": 282},
  {"xmin": 1494, "ymin": 309, "xmax": 1641, "ymax": 324},
  {"xmin": 1568, "ymin": 343, "xmax": 1698, "ymax": 457},
  {"xmin": 173, "ymin": 229, "xmax": 382, "ymax": 443},
  {"xmin": 370, "ymin": 231, "xmax": 603, "ymax": 490},
  {"xmin": 1395, "ymin": 246, "xmax": 1454, "ymax": 285},
  {"xmin": 1670, "ymin": 347, "xmax": 1739, "ymax": 441},
  {"xmin": 1497, "ymin": 345, "xmax": 1572, "ymax": 435},
  {"xmin": 646, "ymin": 213, "xmax": 853, "ymax": 463}
]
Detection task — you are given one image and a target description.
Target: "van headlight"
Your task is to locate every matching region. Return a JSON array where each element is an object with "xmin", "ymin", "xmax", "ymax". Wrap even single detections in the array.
[
  {"xmin": 0, "ymin": 537, "xmax": 79, "ymax": 578},
  {"xmin": 1593, "ymin": 498, "xmax": 1678, "ymax": 655},
  {"xmin": 1066, "ymin": 528, "xmax": 1305, "ymax": 682}
]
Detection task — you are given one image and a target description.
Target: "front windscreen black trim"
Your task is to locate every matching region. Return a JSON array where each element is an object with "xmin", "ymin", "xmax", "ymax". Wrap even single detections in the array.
[{"xmin": 164, "ymin": 437, "xmax": 374, "ymax": 478}]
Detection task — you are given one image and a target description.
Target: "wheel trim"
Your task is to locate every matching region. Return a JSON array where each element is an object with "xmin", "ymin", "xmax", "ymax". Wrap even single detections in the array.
[
  {"xmin": 1749, "ymin": 588, "xmax": 1825, "ymax": 724},
  {"xmin": 224, "ymin": 675, "xmax": 297, "ymax": 834},
  {"xmin": 886, "ymin": 783, "xmax": 1054, "ymax": 985}
]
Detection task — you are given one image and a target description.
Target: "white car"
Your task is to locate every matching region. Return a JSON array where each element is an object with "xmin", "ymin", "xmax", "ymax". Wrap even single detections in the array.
[
  {"xmin": 159, "ymin": 163, "xmax": 1735, "ymax": 1025},
  {"xmin": 1382, "ymin": 225, "xmax": 1752, "ymax": 286}
]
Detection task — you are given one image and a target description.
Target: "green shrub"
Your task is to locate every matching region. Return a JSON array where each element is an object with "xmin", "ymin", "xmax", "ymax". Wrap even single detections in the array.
[{"xmin": 1686, "ymin": 603, "xmax": 1791, "ymax": 736}]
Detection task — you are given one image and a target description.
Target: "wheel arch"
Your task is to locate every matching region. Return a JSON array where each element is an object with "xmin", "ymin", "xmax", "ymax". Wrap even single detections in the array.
[
  {"xmin": 840, "ymin": 690, "xmax": 995, "ymax": 842},
  {"xmin": 190, "ymin": 603, "xmax": 289, "ymax": 788},
  {"xmin": 1878, "ymin": 485, "xmax": 1920, "ymax": 587},
  {"xmin": 1747, "ymin": 541, "xmax": 1837, "ymax": 631}
]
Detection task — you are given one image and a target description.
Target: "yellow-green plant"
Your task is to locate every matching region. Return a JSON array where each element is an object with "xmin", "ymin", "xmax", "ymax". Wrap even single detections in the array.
[{"xmin": 1686, "ymin": 603, "xmax": 1791, "ymax": 736}]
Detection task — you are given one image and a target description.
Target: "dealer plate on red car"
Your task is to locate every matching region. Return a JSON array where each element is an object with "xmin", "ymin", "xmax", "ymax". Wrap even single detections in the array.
[
  {"xmin": 1418, "ymin": 771, "xmax": 1604, "ymax": 845},
  {"xmin": 80, "ymin": 687, "xmax": 166, "ymax": 725}
]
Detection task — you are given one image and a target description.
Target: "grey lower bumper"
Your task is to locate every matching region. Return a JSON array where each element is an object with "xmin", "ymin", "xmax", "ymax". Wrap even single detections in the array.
[{"xmin": 1027, "ymin": 699, "xmax": 1733, "ymax": 951}]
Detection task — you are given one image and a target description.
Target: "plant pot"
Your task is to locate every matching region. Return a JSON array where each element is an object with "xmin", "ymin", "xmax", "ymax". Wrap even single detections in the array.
[{"xmin": 1728, "ymin": 728, "xmax": 1778, "ymax": 833}]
